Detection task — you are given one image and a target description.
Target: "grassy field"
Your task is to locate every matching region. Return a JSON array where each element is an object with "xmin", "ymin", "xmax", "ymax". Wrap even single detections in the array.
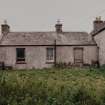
[{"xmin": 1, "ymin": 68, "xmax": 105, "ymax": 105}]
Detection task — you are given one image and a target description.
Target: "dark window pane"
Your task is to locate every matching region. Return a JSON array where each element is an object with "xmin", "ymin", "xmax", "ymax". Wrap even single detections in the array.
[{"xmin": 16, "ymin": 48, "xmax": 25, "ymax": 62}]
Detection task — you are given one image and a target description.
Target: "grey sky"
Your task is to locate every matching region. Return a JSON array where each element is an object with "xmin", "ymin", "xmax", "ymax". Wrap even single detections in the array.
[{"xmin": 0, "ymin": 0, "xmax": 105, "ymax": 32}]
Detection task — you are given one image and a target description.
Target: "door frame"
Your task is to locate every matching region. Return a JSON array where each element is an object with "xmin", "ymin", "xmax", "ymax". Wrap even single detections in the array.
[{"xmin": 73, "ymin": 47, "xmax": 84, "ymax": 66}]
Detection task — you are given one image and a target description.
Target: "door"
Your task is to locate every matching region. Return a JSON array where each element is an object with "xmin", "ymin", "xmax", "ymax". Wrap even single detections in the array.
[{"xmin": 74, "ymin": 48, "xmax": 83, "ymax": 66}]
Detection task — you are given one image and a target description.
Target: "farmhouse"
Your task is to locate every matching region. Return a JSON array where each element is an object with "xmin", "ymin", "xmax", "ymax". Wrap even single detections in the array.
[
  {"xmin": 0, "ymin": 18, "xmax": 103, "ymax": 69},
  {"xmin": 91, "ymin": 17, "xmax": 105, "ymax": 66}
]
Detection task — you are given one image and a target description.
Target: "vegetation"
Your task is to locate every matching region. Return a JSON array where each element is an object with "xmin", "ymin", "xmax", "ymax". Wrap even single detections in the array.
[{"xmin": 1, "ymin": 68, "xmax": 105, "ymax": 105}]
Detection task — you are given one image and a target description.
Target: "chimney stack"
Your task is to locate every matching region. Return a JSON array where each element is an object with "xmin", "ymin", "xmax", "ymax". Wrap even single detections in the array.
[
  {"xmin": 93, "ymin": 16, "xmax": 105, "ymax": 32},
  {"xmin": 1, "ymin": 20, "xmax": 10, "ymax": 34},
  {"xmin": 55, "ymin": 19, "xmax": 62, "ymax": 33}
]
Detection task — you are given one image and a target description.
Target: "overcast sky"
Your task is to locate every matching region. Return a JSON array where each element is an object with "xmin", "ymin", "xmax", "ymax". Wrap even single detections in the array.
[{"xmin": 0, "ymin": 0, "xmax": 105, "ymax": 32}]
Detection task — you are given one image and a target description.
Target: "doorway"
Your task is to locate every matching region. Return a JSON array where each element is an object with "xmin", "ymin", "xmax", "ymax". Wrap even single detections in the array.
[{"xmin": 74, "ymin": 48, "xmax": 83, "ymax": 66}]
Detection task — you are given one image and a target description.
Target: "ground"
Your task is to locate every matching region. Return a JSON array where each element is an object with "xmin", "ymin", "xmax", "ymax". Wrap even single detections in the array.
[{"xmin": 1, "ymin": 68, "xmax": 105, "ymax": 105}]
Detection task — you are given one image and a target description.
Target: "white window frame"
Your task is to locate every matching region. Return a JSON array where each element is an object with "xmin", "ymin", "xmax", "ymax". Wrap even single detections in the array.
[{"xmin": 46, "ymin": 47, "xmax": 54, "ymax": 62}]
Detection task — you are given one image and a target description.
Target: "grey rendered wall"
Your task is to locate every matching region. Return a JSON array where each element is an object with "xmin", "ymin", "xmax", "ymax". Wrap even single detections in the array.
[
  {"xmin": 94, "ymin": 30, "xmax": 105, "ymax": 65},
  {"xmin": 0, "ymin": 45, "xmax": 98, "ymax": 69},
  {"xmin": 56, "ymin": 46, "xmax": 98, "ymax": 65},
  {"xmin": 0, "ymin": 46, "xmax": 54, "ymax": 69}
]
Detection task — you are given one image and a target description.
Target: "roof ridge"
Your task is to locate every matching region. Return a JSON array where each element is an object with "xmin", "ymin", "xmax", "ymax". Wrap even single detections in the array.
[
  {"xmin": 9, "ymin": 31, "xmax": 88, "ymax": 34},
  {"xmin": 9, "ymin": 31, "xmax": 55, "ymax": 33}
]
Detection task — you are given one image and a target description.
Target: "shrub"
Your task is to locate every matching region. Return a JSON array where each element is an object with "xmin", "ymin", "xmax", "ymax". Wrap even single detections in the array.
[
  {"xmin": 72, "ymin": 86, "xmax": 99, "ymax": 105},
  {"xmin": 100, "ymin": 64, "xmax": 105, "ymax": 71},
  {"xmin": 0, "ymin": 69, "xmax": 105, "ymax": 105}
]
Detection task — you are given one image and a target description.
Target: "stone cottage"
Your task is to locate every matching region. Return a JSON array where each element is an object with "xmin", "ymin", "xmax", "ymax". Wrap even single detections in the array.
[
  {"xmin": 0, "ymin": 20, "xmax": 99, "ymax": 69},
  {"xmin": 91, "ymin": 17, "xmax": 105, "ymax": 66}
]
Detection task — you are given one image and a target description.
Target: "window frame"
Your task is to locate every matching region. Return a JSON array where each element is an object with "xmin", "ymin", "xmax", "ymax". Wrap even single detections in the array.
[
  {"xmin": 16, "ymin": 48, "xmax": 26, "ymax": 64},
  {"xmin": 46, "ymin": 47, "xmax": 54, "ymax": 63}
]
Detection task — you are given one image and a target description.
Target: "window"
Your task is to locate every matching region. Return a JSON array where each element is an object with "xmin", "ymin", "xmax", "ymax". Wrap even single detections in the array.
[
  {"xmin": 16, "ymin": 48, "xmax": 25, "ymax": 63},
  {"xmin": 46, "ymin": 48, "xmax": 54, "ymax": 61}
]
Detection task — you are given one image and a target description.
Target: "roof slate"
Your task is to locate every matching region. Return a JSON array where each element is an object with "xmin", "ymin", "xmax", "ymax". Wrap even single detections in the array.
[
  {"xmin": 0, "ymin": 31, "xmax": 96, "ymax": 45},
  {"xmin": 91, "ymin": 27, "xmax": 105, "ymax": 36}
]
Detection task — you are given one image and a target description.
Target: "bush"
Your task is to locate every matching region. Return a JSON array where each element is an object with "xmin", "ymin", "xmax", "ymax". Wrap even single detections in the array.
[
  {"xmin": 72, "ymin": 87, "xmax": 99, "ymax": 105},
  {"xmin": 0, "ymin": 68, "xmax": 105, "ymax": 105},
  {"xmin": 100, "ymin": 64, "xmax": 105, "ymax": 71}
]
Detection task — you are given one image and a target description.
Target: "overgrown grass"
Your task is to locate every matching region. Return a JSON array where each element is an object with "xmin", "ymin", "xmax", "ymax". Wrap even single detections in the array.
[{"xmin": 0, "ymin": 68, "xmax": 105, "ymax": 105}]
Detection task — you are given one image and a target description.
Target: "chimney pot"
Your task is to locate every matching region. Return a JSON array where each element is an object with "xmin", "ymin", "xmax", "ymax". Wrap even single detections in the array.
[
  {"xmin": 1, "ymin": 20, "xmax": 10, "ymax": 34},
  {"xmin": 93, "ymin": 17, "xmax": 105, "ymax": 32},
  {"xmin": 55, "ymin": 19, "xmax": 63, "ymax": 33}
]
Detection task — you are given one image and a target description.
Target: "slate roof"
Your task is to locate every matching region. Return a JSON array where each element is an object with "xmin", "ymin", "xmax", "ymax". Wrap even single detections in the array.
[
  {"xmin": 0, "ymin": 31, "xmax": 96, "ymax": 46},
  {"xmin": 91, "ymin": 22, "xmax": 105, "ymax": 36},
  {"xmin": 91, "ymin": 27, "xmax": 105, "ymax": 36}
]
